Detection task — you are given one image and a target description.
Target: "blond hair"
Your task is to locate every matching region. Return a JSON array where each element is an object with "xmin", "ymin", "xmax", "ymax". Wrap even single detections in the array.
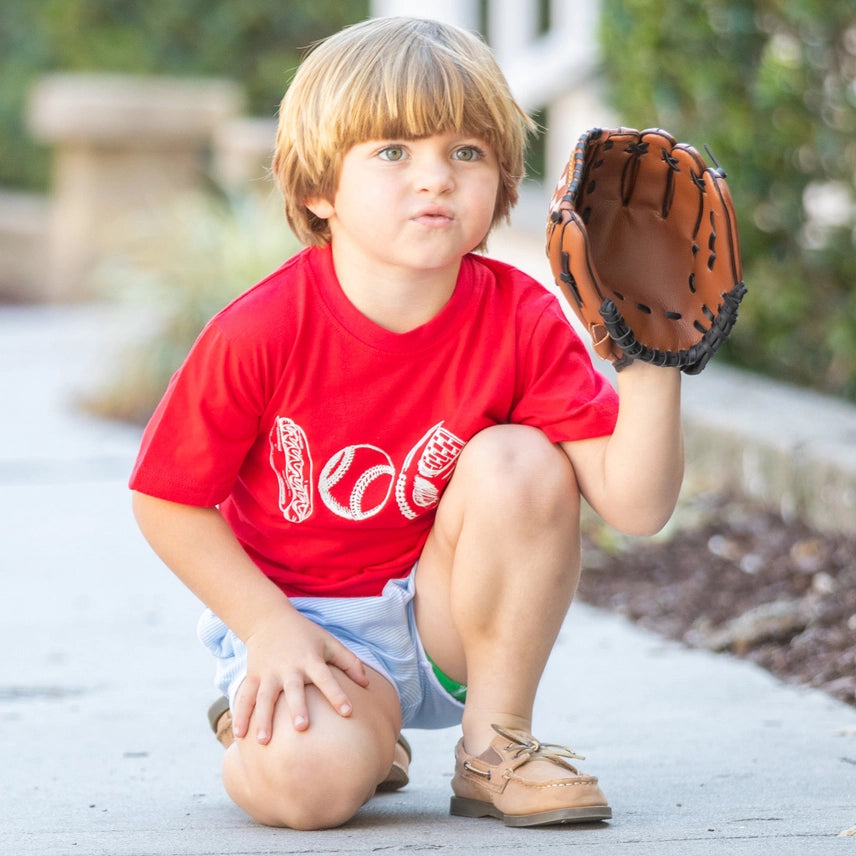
[{"xmin": 272, "ymin": 17, "xmax": 535, "ymax": 247}]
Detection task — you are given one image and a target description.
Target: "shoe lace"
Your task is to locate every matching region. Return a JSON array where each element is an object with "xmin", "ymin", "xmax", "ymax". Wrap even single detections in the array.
[{"xmin": 491, "ymin": 724, "xmax": 586, "ymax": 772}]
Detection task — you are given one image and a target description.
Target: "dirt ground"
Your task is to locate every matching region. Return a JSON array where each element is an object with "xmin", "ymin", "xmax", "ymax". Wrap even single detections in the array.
[{"xmin": 576, "ymin": 491, "xmax": 856, "ymax": 709}]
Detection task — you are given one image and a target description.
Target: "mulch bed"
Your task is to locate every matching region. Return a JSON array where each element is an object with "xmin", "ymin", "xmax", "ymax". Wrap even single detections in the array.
[{"xmin": 576, "ymin": 492, "xmax": 856, "ymax": 708}]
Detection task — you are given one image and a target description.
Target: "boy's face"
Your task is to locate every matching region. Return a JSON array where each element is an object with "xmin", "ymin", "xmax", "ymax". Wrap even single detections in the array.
[{"xmin": 306, "ymin": 131, "xmax": 500, "ymax": 280}]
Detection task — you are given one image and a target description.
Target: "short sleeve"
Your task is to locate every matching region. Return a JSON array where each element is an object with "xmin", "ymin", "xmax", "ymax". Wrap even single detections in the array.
[
  {"xmin": 510, "ymin": 298, "xmax": 618, "ymax": 442},
  {"xmin": 129, "ymin": 322, "xmax": 267, "ymax": 506}
]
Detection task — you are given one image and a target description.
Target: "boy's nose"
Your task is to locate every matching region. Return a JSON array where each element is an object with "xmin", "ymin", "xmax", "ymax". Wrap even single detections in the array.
[{"xmin": 415, "ymin": 158, "xmax": 454, "ymax": 194}]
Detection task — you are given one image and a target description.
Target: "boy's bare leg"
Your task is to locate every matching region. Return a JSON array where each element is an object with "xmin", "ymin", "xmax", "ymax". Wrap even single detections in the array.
[
  {"xmin": 222, "ymin": 665, "xmax": 401, "ymax": 829},
  {"xmin": 416, "ymin": 424, "xmax": 582, "ymax": 755}
]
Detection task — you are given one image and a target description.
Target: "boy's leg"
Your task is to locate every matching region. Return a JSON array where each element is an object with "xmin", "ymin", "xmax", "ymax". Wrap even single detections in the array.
[
  {"xmin": 415, "ymin": 424, "xmax": 609, "ymax": 823},
  {"xmin": 416, "ymin": 424, "xmax": 581, "ymax": 750},
  {"xmin": 221, "ymin": 664, "xmax": 401, "ymax": 829}
]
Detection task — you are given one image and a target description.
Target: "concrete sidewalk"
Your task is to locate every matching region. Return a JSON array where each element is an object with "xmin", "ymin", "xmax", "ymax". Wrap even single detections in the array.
[{"xmin": 2, "ymin": 295, "xmax": 855, "ymax": 855}]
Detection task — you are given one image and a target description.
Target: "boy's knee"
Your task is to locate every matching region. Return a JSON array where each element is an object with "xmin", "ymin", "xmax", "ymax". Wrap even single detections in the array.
[
  {"xmin": 459, "ymin": 425, "xmax": 578, "ymax": 513},
  {"xmin": 222, "ymin": 730, "xmax": 382, "ymax": 829}
]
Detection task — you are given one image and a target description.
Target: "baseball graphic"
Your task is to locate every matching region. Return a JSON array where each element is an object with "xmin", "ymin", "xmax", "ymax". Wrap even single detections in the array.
[{"xmin": 319, "ymin": 444, "xmax": 396, "ymax": 521}]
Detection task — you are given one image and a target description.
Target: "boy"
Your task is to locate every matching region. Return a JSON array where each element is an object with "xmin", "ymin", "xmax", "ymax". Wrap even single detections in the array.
[{"xmin": 130, "ymin": 17, "xmax": 683, "ymax": 830}]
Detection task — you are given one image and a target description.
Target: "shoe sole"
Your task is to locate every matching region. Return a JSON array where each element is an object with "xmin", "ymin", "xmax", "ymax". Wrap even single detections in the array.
[
  {"xmin": 450, "ymin": 796, "xmax": 612, "ymax": 827},
  {"xmin": 375, "ymin": 761, "xmax": 409, "ymax": 791}
]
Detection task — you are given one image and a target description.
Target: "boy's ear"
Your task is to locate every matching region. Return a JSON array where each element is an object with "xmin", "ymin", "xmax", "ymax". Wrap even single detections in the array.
[{"xmin": 305, "ymin": 197, "xmax": 335, "ymax": 219}]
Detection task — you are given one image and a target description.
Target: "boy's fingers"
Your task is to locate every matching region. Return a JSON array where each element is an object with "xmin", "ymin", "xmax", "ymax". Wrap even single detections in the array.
[
  {"xmin": 332, "ymin": 648, "xmax": 370, "ymax": 688},
  {"xmin": 347, "ymin": 656, "xmax": 370, "ymax": 687},
  {"xmin": 231, "ymin": 675, "xmax": 259, "ymax": 739},
  {"xmin": 310, "ymin": 667, "xmax": 356, "ymax": 719},
  {"xmin": 251, "ymin": 685, "xmax": 280, "ymax": 744},
  {"xmin": 283, "ymin": 678, "xmax": 310, "ymax": 731}
]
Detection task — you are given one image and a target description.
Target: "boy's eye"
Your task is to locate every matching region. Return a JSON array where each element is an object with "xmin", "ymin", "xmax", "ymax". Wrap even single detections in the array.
[
  {"xmin": 378, "ymin": 145, "xmax": 407, "ymax": 162},
  {"xmin": 452, "ymin": 146, "xmax": 485, "ymax": 162}
]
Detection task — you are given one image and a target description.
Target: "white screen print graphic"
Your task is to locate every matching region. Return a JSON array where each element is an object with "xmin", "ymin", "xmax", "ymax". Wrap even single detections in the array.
[
  {"xmin": 269, "ymin": 418, "xmax": 464, "ymax": 522},
  {"xmin": 269, "ymin": 417, "xmax": 313, "ymax": 522},
  {"xmin": 395, "ymin": 422, "xmax": 465, "ymax": 519}
]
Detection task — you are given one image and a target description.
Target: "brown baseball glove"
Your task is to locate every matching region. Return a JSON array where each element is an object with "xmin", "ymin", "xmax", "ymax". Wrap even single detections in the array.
[{"xmin": 546, "ymin": 127, "xmax": 747, "ymax": 374}]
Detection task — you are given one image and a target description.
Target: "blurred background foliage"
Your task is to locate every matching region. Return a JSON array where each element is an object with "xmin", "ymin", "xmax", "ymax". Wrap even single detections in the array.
[
  {"xmin": 1, "ymin": 0, "xmax": 854, "ymax": 406},
  {"xmin": 84, "ymin": 191, "xmax": 299, "ymax": 424},
  {"xmin": 0, "ymin": 0, "xmax": 368, "ymax": 190},
  {"xmin": 600, "ymin": 0, "xmax": 856, "ymax": 400}
]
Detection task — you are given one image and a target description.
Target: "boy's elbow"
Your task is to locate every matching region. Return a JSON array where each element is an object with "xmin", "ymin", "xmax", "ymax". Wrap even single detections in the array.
[
  {"xmin": 618, "ymin": 508, "xmax": 675, "ymax": 538},
  {"xmin": 624, "ymin": 463, "xmax": 684, "ymax": 536},
  {"xmin": 601, "ymin": 490, "xmax": 681, "ymax": 537}
]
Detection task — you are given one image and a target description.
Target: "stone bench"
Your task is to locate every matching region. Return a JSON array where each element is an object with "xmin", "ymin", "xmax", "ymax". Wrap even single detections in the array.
[{"xmin": 26, "ymin": 73, "xmax": 245, "ymax": 300}]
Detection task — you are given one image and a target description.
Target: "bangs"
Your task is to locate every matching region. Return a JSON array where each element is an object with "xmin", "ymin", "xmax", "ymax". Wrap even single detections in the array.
[{"xmin": 335, "ymin": 38, "xmax": 499, "ymax": 146}]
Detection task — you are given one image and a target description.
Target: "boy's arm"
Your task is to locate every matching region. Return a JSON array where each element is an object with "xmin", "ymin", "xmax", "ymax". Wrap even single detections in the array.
[
  {"xmin": 131, "ymin": 492, "xmax": 369, "ymax": 742},
  {"xmin": 561, "ymin": 362, "xmax": 684, "ymax": 536}
]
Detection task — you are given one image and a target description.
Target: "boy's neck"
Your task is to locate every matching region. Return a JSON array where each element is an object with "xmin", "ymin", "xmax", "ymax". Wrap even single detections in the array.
[{"xmin": 329, "ymin": 246, "xmax": 463, "ymax": 334}]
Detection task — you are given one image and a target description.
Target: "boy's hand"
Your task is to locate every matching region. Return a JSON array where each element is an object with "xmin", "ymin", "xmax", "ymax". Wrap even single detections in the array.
[{"xmin": 231, "ymin": 608, "xmax": 369, "ymax": 744}]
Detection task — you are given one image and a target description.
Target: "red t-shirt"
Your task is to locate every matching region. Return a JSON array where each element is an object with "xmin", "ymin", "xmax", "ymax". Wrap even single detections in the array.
[{"xmin": 130, "ymin": 245, "xmax": 618, "ymax": 597}]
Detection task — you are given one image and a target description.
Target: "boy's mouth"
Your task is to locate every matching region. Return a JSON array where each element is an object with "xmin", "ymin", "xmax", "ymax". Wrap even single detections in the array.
[{"xmin": 412, "ymin": 205, "xmax": 454, "ymax": 226}]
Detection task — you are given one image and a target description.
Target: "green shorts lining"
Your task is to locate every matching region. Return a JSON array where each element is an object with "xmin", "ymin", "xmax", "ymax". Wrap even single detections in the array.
[{"xmin": 425, "ymin": 651, "xmax": 467, "ymax": 702}]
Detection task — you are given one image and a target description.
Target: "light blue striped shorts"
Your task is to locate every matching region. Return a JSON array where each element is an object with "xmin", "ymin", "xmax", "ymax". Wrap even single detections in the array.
[{"xmin": 196, "ymin": 572, "xmax": 465, "ymax": 729}]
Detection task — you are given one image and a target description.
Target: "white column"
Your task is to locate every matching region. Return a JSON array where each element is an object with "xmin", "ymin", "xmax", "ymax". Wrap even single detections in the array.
[
  {"xmin": 488, "ymin": 0, "xmax": 539, "ymax": 61},
  {"xmin": 546, "ymin": 87, "xmax": 619, "ymax": 188},
  {"xmin": 550, "ymin": 0, "xmax": 574, "ymax": 31},
  {"xmin": 370, "ymin": 0, "xmax": 480, "ymax": 29},
  {"xmin": 543, "ymin": 0, "xmax": 617, "ymax": 184}
]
